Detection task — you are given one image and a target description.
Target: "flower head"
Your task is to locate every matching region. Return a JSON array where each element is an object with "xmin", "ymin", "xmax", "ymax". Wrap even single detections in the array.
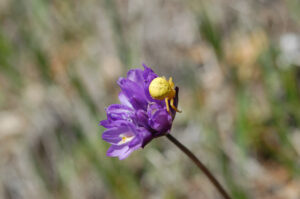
[{"xmin": 100, "ymin": 64, "xmax": 179, "ymax": 159}]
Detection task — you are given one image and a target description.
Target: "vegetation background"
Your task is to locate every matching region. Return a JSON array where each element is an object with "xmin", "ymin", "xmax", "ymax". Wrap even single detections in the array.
[{"xmin": 1, "ymin": 0, "xmax": 300, "ymax": 198}]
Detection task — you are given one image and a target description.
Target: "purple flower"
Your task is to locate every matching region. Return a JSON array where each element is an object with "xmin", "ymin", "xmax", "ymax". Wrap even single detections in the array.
[{"xmin": 100, "ymin": 64, "xmax": 179, "ymax": 159}]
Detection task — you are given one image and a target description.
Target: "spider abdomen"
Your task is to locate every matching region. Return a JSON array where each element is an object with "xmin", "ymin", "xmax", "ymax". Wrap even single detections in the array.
[{"xmin": 149, "ymin": 77, "xmax": 172, "ymax": 100}]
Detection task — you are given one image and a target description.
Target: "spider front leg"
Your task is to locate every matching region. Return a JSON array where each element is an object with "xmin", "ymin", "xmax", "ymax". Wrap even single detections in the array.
[
  {"xmin": 168, "ymin": 77, "xmax": 174, "ymax": 88},
  {"xmin": 165, "ymin": 98, "xmax": 170, "ymax": 113},
  {"xmin": 170, "ymin": 98, "xmax": 182, "ymax": 113}
]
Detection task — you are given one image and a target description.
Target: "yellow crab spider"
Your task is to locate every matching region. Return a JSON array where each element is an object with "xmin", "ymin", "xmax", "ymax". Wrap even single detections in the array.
[{"xmin": 149, "ymin": 76, "xmax": 182, "ymax": 114}]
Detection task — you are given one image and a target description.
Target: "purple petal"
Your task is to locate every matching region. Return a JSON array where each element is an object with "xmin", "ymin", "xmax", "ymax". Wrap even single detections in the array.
[
  {"xmin": 120, "ymin": 141, "xmax": 143, "ymax": 160},
  {"xmin": 118, "ymin": 78, "xmax": 148, "ymax": 110},
  {"xmin": 142, "ymin": 64, "xmax": 157, "ymax": 85},
  {"xmin": 137, "ymin": 128, "xmax": 153, "ymax": 147},
  {"xmin": 149, "ymin": 108, "xmax": 172, "ymax": 135},
  {"xmin": 102, "ymin": 126, "xmax": 135, "ymax": 144},
  {"xmin": 107, "ymin": 142, "xmax": 142, "ymax": 160},
  {"xmin": 119, "ymin": 92, "xmax": 133, "ymax": 108},
  {"xmin": 107, "ymin": 145, "xmax": 130, "ymax": 157},
  {"xmin": 127, "ymin": 69, "xmax": 144, "ymax": 85},
  {"xmin": 100, "ymin": 119, "xmax": 129, "ymax": 128},
  {"xmin": 107, "ymin": 104, "xmax": 133, "ymax": 113},
  {"xmin": 128, "ymin": 136, "xmax": 142, "ymax": 148},
  {"xmin": 100, "ymin": 104, "xmax": 134, "ymax": 128},
  {"xmin": 118, "ymin": 148, "xmax": 135, "ymax": 160},
  {"xmin": 99, "ymin": 119, "xmax": 111, "ymax": 128},
  {"xmin": 147, "ymin": 103, "xmax": 162, "ymax": 116},
  {"xmin": 107, "ymin": 104, "xmax": 134, "ymax": 121},
  {"xmin": 135, "ymin": 109, "xmax": 150, "ymax": 129},
  {"xmin": 118, "ymin": 78, "xmax": 144, "ymax": 97}
]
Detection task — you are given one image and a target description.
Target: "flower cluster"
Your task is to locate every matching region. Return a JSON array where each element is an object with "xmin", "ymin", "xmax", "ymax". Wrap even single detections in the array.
[{"xmin": 100, "ymin": 65, "xmax": 178, "ymax": 159}]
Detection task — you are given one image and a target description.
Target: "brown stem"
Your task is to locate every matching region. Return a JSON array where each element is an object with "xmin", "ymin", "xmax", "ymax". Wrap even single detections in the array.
[{"xmin": 166, "ymin": 134, "xmax": 231, "ymax": 199}]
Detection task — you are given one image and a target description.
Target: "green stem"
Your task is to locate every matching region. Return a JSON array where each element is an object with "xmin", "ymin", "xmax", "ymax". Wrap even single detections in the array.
[{"xmin": 166, "ymin": 134, "xmax": 231, "ymax": 199}]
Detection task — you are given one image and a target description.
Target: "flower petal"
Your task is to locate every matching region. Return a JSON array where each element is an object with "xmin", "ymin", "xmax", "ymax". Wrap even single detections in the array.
[
  {"xmin": 118, "ymin": 92, "xmax": 133, "ymax": 108},
  {"xmin": 107, "ymin": 145, "xmax": 130, "ymax": 157},
  {"xmin": 149, "ymin": 108, "xmax": 172, "ymax": 135},
  {"xmin": 143, "ymin": 64, "xmax": 157, "ymax": 84},
  {"xmin": 137, "ymin": 128, "xmax": 153, "ymax": 147},
  {"xmin": 107, "ymin": 104, "xmax": 134, "ymax": 121},
  {"xmin": 106, "ymin": 141, "xmax": 142, "ymax": 160},
  {"xmin": 135, "ymin": 109, "xmax": 150, "ymax": 129},
  {"xmin": 127, "ymin": 69, "xmax": 144, "ymax": 85},
  {"xmin": 118, "ymin": 78, "xmax": 148, "ymax": 110},
  {"xmin": 100, "ymin": 119, "xmax": 129, "ymax": 128},
  {"xmin": 118, "ymin": 148, "xmax": 135, "ymax": 160},
  {"xmin": 102, "ymin": 125, "xmax": 135, "ymax": 144}
]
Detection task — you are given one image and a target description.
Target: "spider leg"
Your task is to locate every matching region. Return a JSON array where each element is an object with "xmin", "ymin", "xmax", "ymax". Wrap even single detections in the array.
[
  {"xmin": 165, "ymin": 98, "xmax": 170, "ymax": 113},
  {"xmin": 168, "ymin": 77, "xmax": 174, "ymax": 88},
  {"xmin": 170, "ymin": 98, "xmax": 182, "ymax": 113}
]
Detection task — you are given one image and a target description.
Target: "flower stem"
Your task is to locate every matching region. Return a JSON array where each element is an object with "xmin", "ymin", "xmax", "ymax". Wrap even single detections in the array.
[{"xmin": 166, "ymin": 134, "xmax": 231, "ymax": 199}]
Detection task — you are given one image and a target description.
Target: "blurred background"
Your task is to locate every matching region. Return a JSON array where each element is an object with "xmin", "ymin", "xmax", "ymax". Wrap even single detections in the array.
[{"xmin": 1, "ymin": 0, "xmax": 300, "ymax": 198}]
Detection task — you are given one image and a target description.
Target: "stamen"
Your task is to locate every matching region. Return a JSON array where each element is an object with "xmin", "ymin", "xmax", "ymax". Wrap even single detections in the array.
[{"xmin": 118, "ymin": 134, "xmax": 134, "ymax": 145}]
